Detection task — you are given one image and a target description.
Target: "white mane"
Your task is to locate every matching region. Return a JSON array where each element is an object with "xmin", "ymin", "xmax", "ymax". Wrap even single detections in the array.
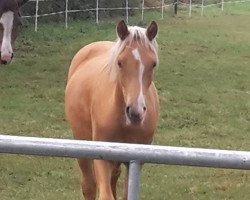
[{"xmin": 108, "ymin": 25, "xmax": 158, "ymax": 81}]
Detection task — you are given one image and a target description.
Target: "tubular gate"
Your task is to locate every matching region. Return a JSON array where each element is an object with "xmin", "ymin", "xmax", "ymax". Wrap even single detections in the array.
[{"xmin": 0, "ymin": 134, "xmax": 250, "ymax": 200}]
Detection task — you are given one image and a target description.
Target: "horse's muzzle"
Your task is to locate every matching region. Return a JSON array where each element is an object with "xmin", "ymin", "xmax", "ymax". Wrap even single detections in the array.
[
  {"xmin": 0, "ymin": 52, "xmax": 14, "ymax": 65},
  {"xmin": 126, "ymin": 106, "xmax": 144, "ymax": 125}
]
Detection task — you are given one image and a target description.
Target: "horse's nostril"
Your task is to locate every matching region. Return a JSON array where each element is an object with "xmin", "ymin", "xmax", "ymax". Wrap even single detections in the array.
[
  {"xmin": 143, "ymin": 106, "xmax": 147, "ymax": 111},
  {"xmin": 1, "ymin": 60, "xmax": 7, "ymax": 65},
  {"xmin": 126, "ymin": 106, "xmax": 130, "ymax": 115}
]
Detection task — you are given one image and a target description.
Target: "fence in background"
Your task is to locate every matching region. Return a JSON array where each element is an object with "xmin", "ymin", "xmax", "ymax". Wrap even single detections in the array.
[
  {"xmin": 22, "ymin": 0, "xmax": 250, "ymax": 31},
  {"xmin": 0, "ymin": 134, "xmax": 250, "ymax": 200}
]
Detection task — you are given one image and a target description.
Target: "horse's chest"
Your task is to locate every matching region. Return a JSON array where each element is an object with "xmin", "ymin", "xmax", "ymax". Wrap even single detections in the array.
[
  {"xmin": 121, "ymin": 129, "xmax": 153, "ymax": 144},
  {"xmin": 93, "ymin": 120, "xmax": 154, "ymax": 144}
]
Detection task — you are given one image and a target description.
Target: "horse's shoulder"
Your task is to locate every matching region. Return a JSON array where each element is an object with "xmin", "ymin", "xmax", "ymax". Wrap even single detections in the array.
[{"xmin": 67, "ymin": 41, "xmax": 114, "ymax": 81}]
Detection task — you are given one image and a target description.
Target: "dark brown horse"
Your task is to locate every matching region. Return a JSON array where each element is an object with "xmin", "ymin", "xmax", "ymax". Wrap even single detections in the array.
[{"xmin": 0, "ymin": 0, "xmax": 28, "ymax": 64}]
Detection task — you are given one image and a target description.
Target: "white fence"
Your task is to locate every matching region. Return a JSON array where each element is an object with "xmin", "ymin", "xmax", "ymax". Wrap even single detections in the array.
[
  {"xmin": 0, "ymin": 134, "xmax": 250, "ymax": 200},
  {"xmin": 21, "ymin": 0, "xmax": 250, "ymax": 31}
]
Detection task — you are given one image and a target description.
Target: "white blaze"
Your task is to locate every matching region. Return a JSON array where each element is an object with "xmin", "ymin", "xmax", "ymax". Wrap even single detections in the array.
[
  {"xmin": 132, "ymin": 48, "xmax": 146, "ymax": 112},
  {"xmin": 0, "ymin": 11, "xmax": 14, "ymax": 61}
]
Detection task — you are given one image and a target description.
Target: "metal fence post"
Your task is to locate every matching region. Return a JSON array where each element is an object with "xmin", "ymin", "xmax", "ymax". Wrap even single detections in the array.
[
  {"xmin": 96, "ymin": 0, "xmax": 99, "ymax": 24},
  {"xmin": 128, "ymin": 160, "xmax": 141, "ymax": 200},
  {"xmin": 35, "ymin": 0, "xmax": 39, "ymax": 32},
  {"xmin": 141, "ymin": 0, "xmax": 144, "ymax": 21},
  {"xmin": 126, "ymin": 0, "xmax": 129, "ymax": 23},
  {"xmin": 189, "ymin": 0, "xmax": 192, "ymax": 17},
  {"xmin": 65, "ymin": 0, "xmax": 68, "ymax": 29},
  {"xmin": 161, "ymin": 0, "xmax": 165, "ymax": 19}
]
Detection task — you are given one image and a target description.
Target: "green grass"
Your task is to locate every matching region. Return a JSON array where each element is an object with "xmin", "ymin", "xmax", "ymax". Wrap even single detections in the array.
[{"xmin": 1, "ymin": 4, "xmax": 250, "ymax": 200}]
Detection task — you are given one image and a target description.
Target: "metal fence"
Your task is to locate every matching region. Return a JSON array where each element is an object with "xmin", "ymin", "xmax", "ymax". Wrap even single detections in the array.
[
  {"xmin": 0, "ymin": 134, "xmax": 250, "ymax": 200},
  {"xmin": 22, "ymin": 0, "xmax": 250, "ymax": 31}
]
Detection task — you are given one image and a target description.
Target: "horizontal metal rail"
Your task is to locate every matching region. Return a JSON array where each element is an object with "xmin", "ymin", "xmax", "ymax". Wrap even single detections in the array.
[{"xmin": 0, "ymin": 134, "xmax": 250, "ymax": 170}]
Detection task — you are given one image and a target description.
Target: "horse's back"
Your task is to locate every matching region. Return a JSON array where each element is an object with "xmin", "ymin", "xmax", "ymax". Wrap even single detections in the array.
[{"xmin": 67, "ymin": 41, "xmax": 114, "ymax": 81}]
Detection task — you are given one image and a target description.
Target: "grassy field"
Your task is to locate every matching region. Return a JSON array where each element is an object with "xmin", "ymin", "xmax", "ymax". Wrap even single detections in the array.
[{"xmin": 1, "ymin": 3, "xmax": 250, "ymax": 200}]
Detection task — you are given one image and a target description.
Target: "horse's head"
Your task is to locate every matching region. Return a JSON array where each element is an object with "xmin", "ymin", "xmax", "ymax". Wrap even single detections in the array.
[
  {"xmin": 111, "ymin": 20, "xmax": 158, "ymax": 125},
  {"xmin": 0, "ymin": 0, "xmax": 27, "ymax": 65}
]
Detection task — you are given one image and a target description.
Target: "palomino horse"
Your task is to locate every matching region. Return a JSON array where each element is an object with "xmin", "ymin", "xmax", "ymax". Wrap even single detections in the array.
[
  {"xmin": 65, "ymin": 20, "xmax": 160, "ymax": 200},
  {"xmin": 0, "ymin": 0, "xmax": 28, "ymax": 64}
]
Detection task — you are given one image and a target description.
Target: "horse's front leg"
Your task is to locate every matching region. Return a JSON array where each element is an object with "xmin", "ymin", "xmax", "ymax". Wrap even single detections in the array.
[
  {"xmin": 94, "ymin": 160, "xmax": 115, "ymax": 200},
  {"xmin": 122, "ymin": 164, "xmax": 129, "ymax": 200},
  {"xmin": 111, "ymin": 162, "xmax": 121, "ymax": 199}
]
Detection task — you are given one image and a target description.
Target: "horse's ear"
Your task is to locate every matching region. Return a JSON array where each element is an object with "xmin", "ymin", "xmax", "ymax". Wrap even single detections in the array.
[
  {"xmin": 117, "ymin": 20, "xmax": 129, "ymax": 40},
  {"xmin": 146, "ymin": 21, "xmax": 158, "ymax": 41},
  {"xmin": 17, "ymin": 0, "xmax": 29, "ymax": 7}
]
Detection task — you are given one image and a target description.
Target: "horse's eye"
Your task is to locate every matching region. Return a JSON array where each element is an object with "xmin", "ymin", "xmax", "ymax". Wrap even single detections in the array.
[{"xmin": 118, "ymin": 60, "xmax": 122, "ymax": 68}]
